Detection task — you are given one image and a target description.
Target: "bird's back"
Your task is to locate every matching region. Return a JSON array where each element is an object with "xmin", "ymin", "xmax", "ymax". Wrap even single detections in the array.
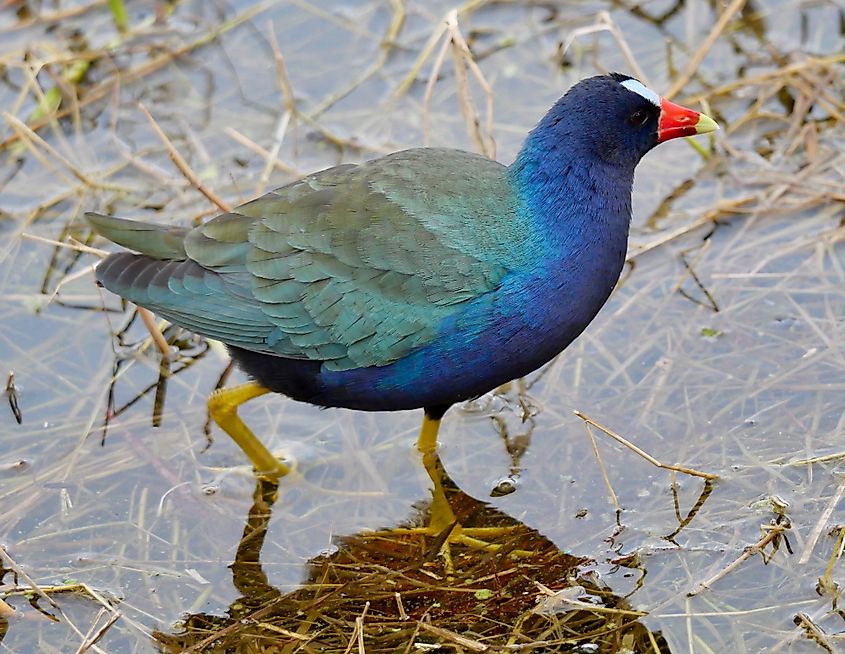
[{"xmin": 90, "ymin": 148, "xmax": 534, "ymax": 378}]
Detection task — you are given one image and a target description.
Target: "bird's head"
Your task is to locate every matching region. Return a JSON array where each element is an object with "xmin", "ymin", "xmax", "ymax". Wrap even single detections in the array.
[{"xmin": 526, "ymin": 73, "xmax": 718, "ymax": 169}]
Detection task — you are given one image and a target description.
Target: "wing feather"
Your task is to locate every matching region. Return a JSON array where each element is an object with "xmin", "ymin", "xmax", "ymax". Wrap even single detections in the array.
[{"xmin": 93, "ymin": 149, "xmax": 524, "ymax": 370}]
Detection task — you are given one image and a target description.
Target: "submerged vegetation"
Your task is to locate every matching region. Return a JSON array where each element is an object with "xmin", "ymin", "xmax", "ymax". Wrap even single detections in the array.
[
  {"xmin": 155, "ymin": 462, "xmax": 671, "ymax": 653},
  {"xmin": 0, "ymin": 0, "xmax": 844, "ymax": 652}
]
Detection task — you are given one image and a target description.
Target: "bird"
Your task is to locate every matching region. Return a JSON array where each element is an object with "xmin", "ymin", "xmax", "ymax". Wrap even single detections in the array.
[{"xmin": 87, "ymin": 73, "xmax": 716, "ymax": 530}]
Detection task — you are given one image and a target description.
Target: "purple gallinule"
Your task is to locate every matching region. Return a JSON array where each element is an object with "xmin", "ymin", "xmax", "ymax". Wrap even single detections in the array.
[{"xmin": 88, "ymin": 74, "xmax": 716, "ymax": 541}]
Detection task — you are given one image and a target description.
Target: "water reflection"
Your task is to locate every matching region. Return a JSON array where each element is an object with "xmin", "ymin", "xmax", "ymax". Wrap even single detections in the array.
[{"xmin": 154, "ymin": 446, "xmax": 675, "ymax": 653}]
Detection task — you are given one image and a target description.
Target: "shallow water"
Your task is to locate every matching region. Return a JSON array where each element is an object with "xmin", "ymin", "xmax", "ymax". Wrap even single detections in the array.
[{"xmin": 1, "ymin": 0, "xmax": 844, "ymax": 651}]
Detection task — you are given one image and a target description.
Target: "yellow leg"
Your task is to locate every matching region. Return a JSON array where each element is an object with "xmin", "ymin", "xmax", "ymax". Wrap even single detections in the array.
[
  {"xmin": 417, "ymin": 416, "xmax": 459, "ymax": 533},
  {"xmin": 369, "ymin": 412, "xmax": 531, "ymax": 559},
  {"xmin": 207, "ymin": 382, "xmax": 289, "ymax": 478},
  {"xmin": 417, "ymin": 414, "xmax": 441, "ymax": 454}
]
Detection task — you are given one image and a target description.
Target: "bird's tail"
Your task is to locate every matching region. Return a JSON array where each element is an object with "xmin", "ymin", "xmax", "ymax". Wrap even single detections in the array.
[{"xmin": 85, "ymin": 212, "xmax": 189, "ymax": 260}]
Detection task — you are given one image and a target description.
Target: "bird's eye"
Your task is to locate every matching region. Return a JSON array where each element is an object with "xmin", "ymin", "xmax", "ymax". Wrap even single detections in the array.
[{"xmin": 628, "ymin": 110, "xmax": 649, "ymax": 127}]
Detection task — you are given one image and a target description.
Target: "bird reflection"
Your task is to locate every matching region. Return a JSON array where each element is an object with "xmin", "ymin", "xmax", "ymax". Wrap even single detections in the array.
[{"xmin": 153, "ymin": 446, "xmax": 675, "ymax": 653}]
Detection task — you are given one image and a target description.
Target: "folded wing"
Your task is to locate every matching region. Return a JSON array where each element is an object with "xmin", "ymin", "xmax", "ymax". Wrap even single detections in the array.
[{"xmin": 90, "ymin": 149, "xmax": 523, "ymax": 371}]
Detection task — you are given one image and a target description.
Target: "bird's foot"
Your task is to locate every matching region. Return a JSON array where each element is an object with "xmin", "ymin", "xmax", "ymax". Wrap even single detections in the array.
[
  {"xmin": 200, "ymin": 452, "xmax": 293, "ymax": 481},
  {"xmin": 393, "ymin": 413, "xmax": 535, "ymax": 568},
  {"xmin": 378, "ymin": 523, "xmax": 528, "ymax": 551},
  {"xmin": 366, "ymin": 522, "xmax": 533, "ymax": 574},
  {"xmin": 255, "ymin": 453, "xmax": 293, "ymax": 480}
]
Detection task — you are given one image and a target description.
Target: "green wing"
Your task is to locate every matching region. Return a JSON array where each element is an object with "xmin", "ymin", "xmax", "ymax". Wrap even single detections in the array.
[{"xmin": 91, "ymin": 148, "xmax": 525, "ymax": 371}]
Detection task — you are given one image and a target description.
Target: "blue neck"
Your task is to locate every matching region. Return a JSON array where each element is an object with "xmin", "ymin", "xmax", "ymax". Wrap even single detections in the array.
[
  {"xmin": 503, "ymin": 128, "xmax": 636, "ymax": 361},
  {"xmin": 507, "ymin": 132, "xmax": 634, "ymax": 259}
]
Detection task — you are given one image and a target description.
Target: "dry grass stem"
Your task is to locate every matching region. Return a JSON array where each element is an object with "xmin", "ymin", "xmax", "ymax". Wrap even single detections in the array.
[
  {"xmin": 138, "ymin": 103, "xmax": 231, "ymax": 213},
  {"xmin": 681, "ymin": 53, "xmax": 845, "ymax": 105},
  {"xmin": 21, "ymin": 233, "xmax": 109, "ymax": 258},
  {"xmin": 574, "ymin": 411, "xmax": 719, "ymax": 480},
  {"xmin": 267, "ymin": 23, "xmax": 296, "ymax": 115},
  {"xmin": 0, "ymin": 0, "xmax": 281, "ymax": 153},
  {"xmin": 258, "ymin": 21, "xmax": 298, "ymax": 194},
  {"xmin": 532, "ymin": 580, "xmax": 646, "ymax": 617},
  {"xmin": 286, "ymin": 0, "xmax": 378, "ymax": 39},
  {"xmin": 820, "ymin": 525, "xmax": 845, "ymax": 587},
  {"xmin": 343, "ymin": 600, "xmax": 369, "ymax": 654},
  {"xmin": 394, "ymin": 592, "xmax": 407, "ymax": 620},
  {"xmin": 223, "ymin": 126, "xmax": 299, "ymax": 176},
  {"xmin": 798, "ymin": 481, "xmax": 845, "ymax": 564},
  {"xmin": 255, "ymin": 623, "xmax": 311, "ymax": 640},
  {"xmin": 3, "ymin": 112, "xmax": 100, "ymax": 189},
  {"xmin": 394, "ymin": 19, "xmax": 450, "ymax": 97},
  {"xmin": 582, "ymin": 421, "xmax": 621, "ymax": 512},
  {"xmin": 560, "ymin": 12, "xmax": 648, "ymax": 85},
  {"xmin": 688, "ymin": 523, "xmax": 790, "ymax": 596},
  {"xmin": 2, "ymin": 579, "xmax": 120, "ymax": 654},
  {"xmin": 422, "ymin": 22, "xmax": 454, "ymax": 147},
  {"xmin": 2, "ymin": 1, "xmax": 107, "ymax": 31},
  {"xmin": 629, "ymin": 196, "xmax": 756, "ymax": 260},
  {"xmin": 789, "ymin": 451, "xmax": 845, "ymax": 466},
  {"xmin": 75, "ymin": 608, "xmax": 121, "ymax": 654},
  {"xmin": 256, "ymin": 110, "xmax": 292, "ymax": 195},
  {"xmin": 793, "ymin": 612, "xmax": 835, "ymax": 653},
  {"xmin": 421, "ymin": 10, "xmax": 495, "ymax": 158},
  {"xmin": 445, "ymin": 11, "xmax": 495, "ymax": 159},
  {"xmin": 19, "ymin": 59, "xmax": 86, "ymax": 152},
  {"xmin": 419, "ymin": 621, "xmax": 489, "ymax": 651},
  {"xmin": 138, "ymin": 307, "xmax": 171, "ymax": 358},
  {"xmin": 308, "ymin": 0, "xmax": 405, "ymax": 118},
  {"xmin": 664, "ymin": 0, "xmax": 747, "ymax": 99},
  {"xmin": 42, "ymin": 264, "xmax": 97, "ymax": 306},
  {"xmin": 0, "ymin": 546, "xmax": 58, "ymax": 609}
]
